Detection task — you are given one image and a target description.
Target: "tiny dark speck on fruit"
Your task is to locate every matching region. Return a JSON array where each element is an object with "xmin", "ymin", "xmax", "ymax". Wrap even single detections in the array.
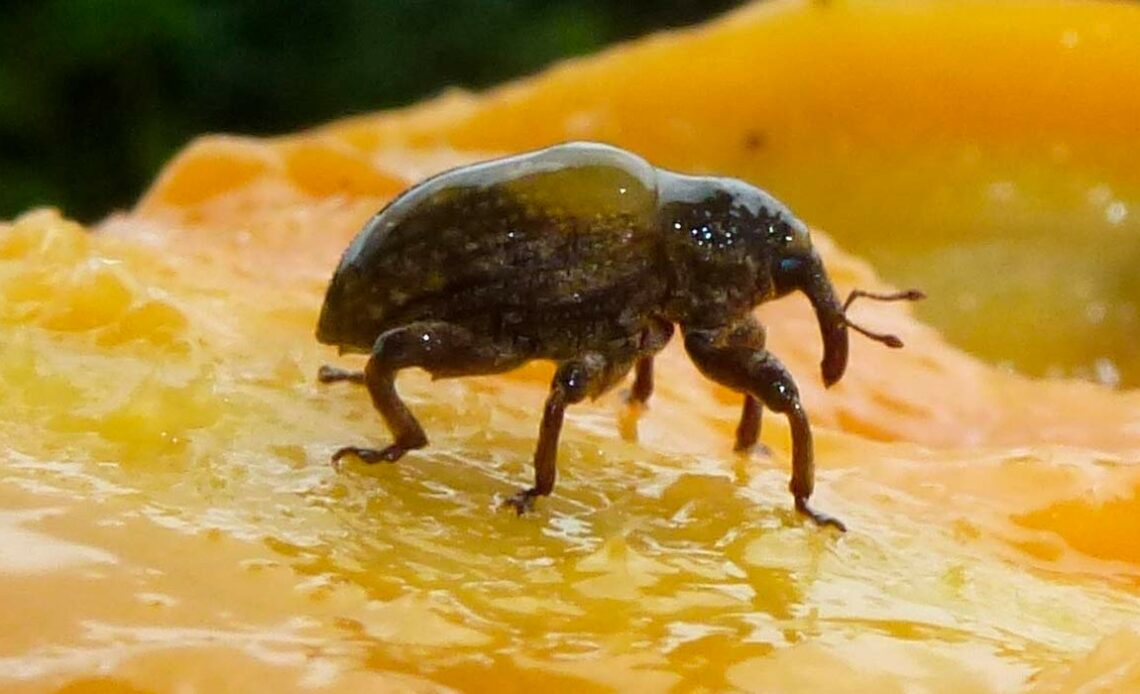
[{"xmin": 743, "ymin": 131, "xmax": 767, "ymax": 152}]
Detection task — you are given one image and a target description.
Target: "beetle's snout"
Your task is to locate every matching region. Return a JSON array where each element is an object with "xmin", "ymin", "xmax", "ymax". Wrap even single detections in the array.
[
  {"xmin": 772, "ymin": 248, "xmax": 925, "ymax": 386},
  {"xmin": 809, "ymin": 269, "xmax": 849, "ymax": 387},
  {"xmin": 772, "ymin": 250, "xmax": 849, "ymax": 386}
]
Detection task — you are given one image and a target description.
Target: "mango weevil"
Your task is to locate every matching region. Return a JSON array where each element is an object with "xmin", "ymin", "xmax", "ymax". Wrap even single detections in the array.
[{"xmin": 316, "ymin": 142, "xmax": 921, "ymax": 530}]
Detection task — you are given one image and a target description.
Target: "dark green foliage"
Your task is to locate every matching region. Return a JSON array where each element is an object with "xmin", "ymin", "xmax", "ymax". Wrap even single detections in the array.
[{"xmin": 0, "ymin": 0, "xmax": 743, "ymax": 221}]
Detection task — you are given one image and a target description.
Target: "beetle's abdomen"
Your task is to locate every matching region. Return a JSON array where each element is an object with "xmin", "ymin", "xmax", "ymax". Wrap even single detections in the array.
[{"xmin": 370, "ymin": 185, "xmax": 663, "ymax": 355}]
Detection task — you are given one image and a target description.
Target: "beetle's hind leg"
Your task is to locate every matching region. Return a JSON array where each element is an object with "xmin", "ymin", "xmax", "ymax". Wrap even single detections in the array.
[
  {"xmin": 331, "ymin": 321, "xmax": 526, "ymax": 468},
  {"xmin": 330, "ymin": 347, "xmax": 426, "ymax": 466},
  {"xmin": 317, "ymin": 364, "xmax": 365, "ymax": 385}
]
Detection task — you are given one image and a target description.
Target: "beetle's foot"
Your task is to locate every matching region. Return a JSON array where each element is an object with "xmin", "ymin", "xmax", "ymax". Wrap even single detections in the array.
[
  {"xmin": 617, "ymin": 400, "xmax": 646, "ymax": 442},
  {"xmin": 317, "ymin": 365, "xmax": 365, "ymax": 384},
  {"xmin": 795, "ymin": 496, "xmax": 847, "ymax": 532},
  {"xmin": 330, "ymin": 444, "xmax": 408, "ymax": 469},
  {"xmin": 502, "ymin": 488, "xmax": 540, "ymax": 516}
]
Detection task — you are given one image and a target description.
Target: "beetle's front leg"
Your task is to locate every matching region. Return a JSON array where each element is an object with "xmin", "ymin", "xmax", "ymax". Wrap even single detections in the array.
[{"xmin": 682, "ymin": 319, "xmax": 845, "ymax": 532}]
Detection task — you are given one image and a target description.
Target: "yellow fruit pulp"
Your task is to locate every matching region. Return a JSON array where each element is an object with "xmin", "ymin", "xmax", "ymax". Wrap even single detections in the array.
[{"xmin": 3, "ymin": 1, "xmax": 1140, "ymax": 691}]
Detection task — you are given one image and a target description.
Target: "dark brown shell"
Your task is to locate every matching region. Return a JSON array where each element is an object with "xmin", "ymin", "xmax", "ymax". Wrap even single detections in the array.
[{"xmin": 317, "ymin": 143, "xmax": 667, "ymax": 357}]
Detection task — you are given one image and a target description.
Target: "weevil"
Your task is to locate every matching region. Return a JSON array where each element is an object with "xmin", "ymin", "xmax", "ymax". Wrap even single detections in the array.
[{"xmin": 316, "ymin": 142, "xmax": 921, "ymax": 530}]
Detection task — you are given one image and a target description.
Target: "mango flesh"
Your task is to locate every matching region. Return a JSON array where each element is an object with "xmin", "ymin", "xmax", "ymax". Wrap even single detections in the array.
[{"xmin": 3, "ymin": 1, "xmax": 1140, "ymax": 691}]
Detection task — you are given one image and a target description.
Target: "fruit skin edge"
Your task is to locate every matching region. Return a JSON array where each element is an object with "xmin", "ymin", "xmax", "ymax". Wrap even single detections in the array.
[{"xmin": 5, "ymin": 0, "xmax": 1140, "ymax": 691}]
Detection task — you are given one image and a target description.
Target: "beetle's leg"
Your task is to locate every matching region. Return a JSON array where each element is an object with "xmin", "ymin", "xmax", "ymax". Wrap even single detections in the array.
[
  {"xmin": 682, "ymin": 319, "xmax": 845, "ymax": 532},
  {"xmin": 734, "ymin": 395, "xmax": 770, "ymax": 454},
  {"xmin": 317, "ymin": 364, "xmax": 365, "ymax": 385},
  {"xmin": 628, "ymin": 357, "xmax": 655, "ymax": 405},
  {"xmin": 726, "ymin": 322, "xmax": 767, "ymax": 454},
  {"xmin": 332, "ymin": 322, "xmax": 525, "ymax": 467},
  {"xmin": 626, "ymin": 317, "xmax": 674, "ymax": 407},
  {"xmin": 619, "ymin": 356, "xmax": 655, "ymax": 442},
  {"xmin": 331, "ymin": 342, "xmax": 427, "ymax": 466},
  {"xmin": 504, "ymin": 353, "xmax": 611, "ymax": 515},
  {"xmin": 620, "ymin": 318, "xmax": 675, "ymax": 441}
]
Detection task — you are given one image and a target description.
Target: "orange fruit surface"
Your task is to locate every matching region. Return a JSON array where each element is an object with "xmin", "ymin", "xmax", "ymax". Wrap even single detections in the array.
[{"xmin": 3, "ymin": 1, "xmax": 1140, "ymax": 691}]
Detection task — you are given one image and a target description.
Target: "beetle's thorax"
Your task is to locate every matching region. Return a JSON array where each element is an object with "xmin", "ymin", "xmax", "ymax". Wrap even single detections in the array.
[{"xmin": 654, "ymin": 172, "xmax": 792, "ymax": 327}]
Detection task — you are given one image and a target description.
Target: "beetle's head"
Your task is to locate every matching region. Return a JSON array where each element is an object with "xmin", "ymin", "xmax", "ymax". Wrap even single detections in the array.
[
  {"xmin": 766, "ymin": 215, "xmax": 924, "ymax": 386},
  {"xmin": 766, "ymin": 217, "xmax": 849, "ymax": 386}
]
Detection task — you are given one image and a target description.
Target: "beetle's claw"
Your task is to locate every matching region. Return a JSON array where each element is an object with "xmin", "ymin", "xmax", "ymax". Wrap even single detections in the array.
[
  {"xmin": 330, "ymin": 444, "xmax": 406, "ymax": 469},
  {"xmin": 794, "ymin": 496, "xmax": 847, "ymax": 532},
  {"xmin": 502, "ymin": 489, "xmax": 539, "ymax": 516}
]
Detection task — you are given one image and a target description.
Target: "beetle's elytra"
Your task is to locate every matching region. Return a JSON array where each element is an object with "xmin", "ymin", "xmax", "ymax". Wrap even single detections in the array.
[{"xmin": 316, "ymin": 141, "xmax": 921, "ymax": 531}]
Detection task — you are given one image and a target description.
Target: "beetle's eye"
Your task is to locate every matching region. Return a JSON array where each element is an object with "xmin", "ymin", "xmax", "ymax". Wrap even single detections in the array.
[{"xmin": 778, "ymin": 257, "xmax": 803, "ymax": 275}]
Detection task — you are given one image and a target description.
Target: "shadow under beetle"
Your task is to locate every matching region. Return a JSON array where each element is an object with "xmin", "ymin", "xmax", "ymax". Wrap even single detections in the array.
[{"xmin": 316, "ymin": 142, "xmax": 921, "ymax": 531}]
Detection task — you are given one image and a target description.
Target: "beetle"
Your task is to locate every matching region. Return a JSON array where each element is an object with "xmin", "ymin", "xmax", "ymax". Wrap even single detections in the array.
[{"xmin": 316, "ymin": 141, "xmax": 921, "ymax": 531}]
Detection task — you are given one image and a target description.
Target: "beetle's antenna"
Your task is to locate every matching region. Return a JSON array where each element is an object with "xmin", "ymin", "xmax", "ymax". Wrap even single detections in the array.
[
  {"xmin": 843, "ymin": 288, "xmax": 925, "ymax": 312},
  {"xmin": 841, "ymin": 289, "xmax": 925, "ymax": 349}
]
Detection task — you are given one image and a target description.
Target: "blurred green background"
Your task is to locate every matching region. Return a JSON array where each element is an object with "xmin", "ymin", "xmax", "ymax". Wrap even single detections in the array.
[{"xmin": 0, "ymin": 0, "xmax": 744, "ymax": 223}]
